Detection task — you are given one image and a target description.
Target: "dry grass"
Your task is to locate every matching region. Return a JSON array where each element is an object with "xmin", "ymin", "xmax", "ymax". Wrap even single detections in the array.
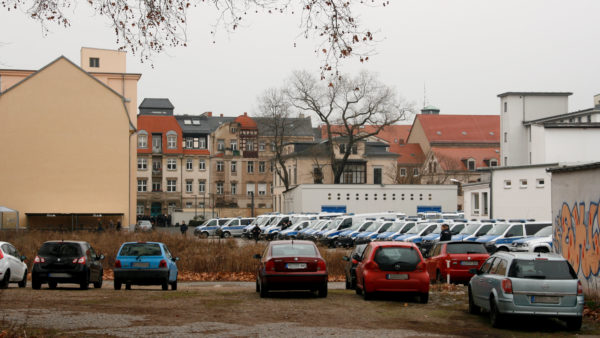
[{"xmin": 0, "ymin": 230, "xmax": 348, "ymax": 279}]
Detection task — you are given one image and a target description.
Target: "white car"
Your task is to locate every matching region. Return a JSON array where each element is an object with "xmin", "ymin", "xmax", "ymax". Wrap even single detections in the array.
[
  {"xmin": 0, "ymin": 241, "xmax": 28, "ymax": 288},
  {"xmin": 136, "ymin": 220, "xmax": 153, "ymax": 231}
]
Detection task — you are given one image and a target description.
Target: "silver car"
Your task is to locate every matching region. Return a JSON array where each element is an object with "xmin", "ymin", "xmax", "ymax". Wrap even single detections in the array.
[{"xmin": 468, "ymin": 252, "xmax": 583, "ymax": 330}]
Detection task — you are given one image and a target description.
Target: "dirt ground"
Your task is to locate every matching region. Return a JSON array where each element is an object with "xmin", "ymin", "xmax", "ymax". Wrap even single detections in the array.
[{"xmin": 1, "ymin": 282, "xmax": 599, "ymax": 337}]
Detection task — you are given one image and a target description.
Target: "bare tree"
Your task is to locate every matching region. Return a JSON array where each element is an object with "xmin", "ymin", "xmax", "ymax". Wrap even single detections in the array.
[
  {"xmin": 287, "ymin": 70, "xmax": 413, "ymax": 184},
  {"xmin": 2, "ymin": 0, "xmax": 384, "ymax": 69},
  {"xmin": 386, "ymin": 162, "xmax": 421, "ymax": 184},
  {"xmin": 422, "ymin": 151, "xmax": 472, "ymax": 185}
]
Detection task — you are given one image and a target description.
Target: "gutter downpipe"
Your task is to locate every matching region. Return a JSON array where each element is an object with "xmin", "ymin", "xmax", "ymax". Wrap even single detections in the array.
[{"xmin": 489, "ymin": 171, "xmax": 493, "ymax": 219}]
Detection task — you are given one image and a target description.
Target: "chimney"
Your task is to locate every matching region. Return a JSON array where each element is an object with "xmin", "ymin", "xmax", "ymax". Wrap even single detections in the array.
[
  {"xmin": 299, "ymin": 113, "xmax": 305, "ymax": 118},
  {"xmin": 244, "ymin": 112, "xmax": 248, "ymax": 116},
  {"xmin": 594, "ymin": 94, "xmax": 600, "ymax": 108},
  {"xmin": 220, "ymin": 113, "xmax": 224, "ymax": 117},
  {"xmin": 205, "ymin": 111, "xmax": 212, "ymax": 117}
]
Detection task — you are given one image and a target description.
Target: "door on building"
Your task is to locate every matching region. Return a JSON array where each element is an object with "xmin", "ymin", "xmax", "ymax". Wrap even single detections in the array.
[
  {"xmin": 373, "ymin": 168, "xmax": 382, "ymax": 184},
  {"xmin": 417, "ymin": 205, "xmax": 442, "ymax": 213},
  {"xmin": 151, "ymin": 202, "xmax": 162, "ymax": 217}
]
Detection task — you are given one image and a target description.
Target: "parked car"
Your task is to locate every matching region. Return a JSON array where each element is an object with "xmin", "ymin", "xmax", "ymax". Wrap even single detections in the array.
[
  {"xmin": 0, "ymin": 241, "xmax": 28, "ymax": 288},
  {"xmin": 468, "ymin": 252, "xmax": 583, "ymax": 330},
  {"xmin": 374, "ymin": 221, "xmax": 417, "ymax": 241},
  {"xmin": 114, "ymin": 241, "xmax": 179, "ymax": 291},
  {"xmin": 354, "ymin": 220, "xmax": 395, "ymax": 245},
  {"xmin": 393, "ymin": 222, "xmax": 438, "ymax": 244},
  {"xmin": 452, "ymin": 222, "xmax": 495, "ymax": 241},
  {"xmin": 254, "ymin": 240, "xmax": 328, "ymax": 298},
  {"xmin": 136, "ymin": 220, "xmax": 152, "ymax": 231},
  {"xmin": 510, "ymin": 226, "xmax": 553, "ymax": 253},
  {"xmin": 32, "ymin": 241, "xmax": 104, "ymax": 290},
  {"xmin": 335, "ymin": 220, "xmax": 375, "ymax": 248},
  {"xmin": 475, "ymin": 221, "xmax": 551, "ymax": 252},
  {"xmin": 216, "ymin": 217, "xmax": 255, "ymax": 238},
  {"xmin": 419, "ymin": 223, "xmax": 467, "ymax": 255},
  {"xmin": 194, "ymin": 218, "xmax": 232, "ymax": 238},
  {"xmin": 354, "ymin": 241, "xmax": 429, "ymax": 303},
  {"xmin": 342, "ymin": 244, "xmax": 367, "ymax": 289},
  {"xmin": 424, "ymin": 241, "xmax": 489, "ymax": 284},
  {"xmin": 278, "ymin": 220, "xmax": 312, "ymax": 240}
]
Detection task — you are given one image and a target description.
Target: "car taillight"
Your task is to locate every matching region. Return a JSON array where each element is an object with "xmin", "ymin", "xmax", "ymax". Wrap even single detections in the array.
[
  {"xmin": 351, "ymin": 259, "xmax": 358, "ymax": 264},
  {"xmin": 416, "ymin": 262, "xmax": 426, "ymax": 272},
  {"xmin": 265, "ymin": 259, "xmax": 275, "ymax": 272},
  {"xmin": 114, "ymin": 259, "xmax": 122, "ymax": 268},
  {"xmin": 577, "ymin": 281, "xmax": 583, "ymax": 295},
  {"xmin": 501, "ymin": 278, "xmax": 513, "ymax": 294},
  {"xmin": 317, "ymin": 259, "xmax": 327, "ymax": 271},
  {"xmin": 34, "ymin": 256, "xmax": 45, "ymax": 264},
  {"xmin": 159, "ymin": 259, "xmax": 167, "ymax": 268},
  {"xmin": 0, "ymin": 250, "xmax": 3, "ymax": 260},
  {"xmin": 72, "ymin": 256, "xmax": 86, "ymax": 264}
]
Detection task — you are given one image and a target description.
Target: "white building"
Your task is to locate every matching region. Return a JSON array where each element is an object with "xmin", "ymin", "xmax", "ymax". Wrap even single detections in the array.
[
  {"xmin": 498, "ymin": 92, "xmax": 600, "ymax": 166},
  {"xmin": 280, "ymin": 184, "xmax": 457, "ymax": 215},
  {"xmin": 463, "ymin": 164, "xmax": 555, "ymax": 221}
]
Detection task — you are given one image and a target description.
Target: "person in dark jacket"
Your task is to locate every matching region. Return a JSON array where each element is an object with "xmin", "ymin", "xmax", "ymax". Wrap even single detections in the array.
[
  {"xmin": 440, "ymin": 223, "xmax": 452, "ymax": 241},
  {"xmin": 251, "ymin": 224, "xmax": 261, "ymax": 243},
  {"xmin": 180, "ymin": 221, "xmax": 189, "ymax": 236}
]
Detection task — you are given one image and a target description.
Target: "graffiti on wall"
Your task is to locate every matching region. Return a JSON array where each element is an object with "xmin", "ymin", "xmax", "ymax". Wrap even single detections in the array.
[{"xmin": 553, "ymin": 200, "xmax": 600, "ymax": 280}]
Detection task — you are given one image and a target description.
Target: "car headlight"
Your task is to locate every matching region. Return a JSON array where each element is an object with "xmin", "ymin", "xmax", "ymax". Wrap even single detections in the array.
[
  {"xmin": 488, "ymin": 240, "xmax": 496, "ymax": 245},
  {"xmin": 520, "ymin": 243, "xmax": 529, "ymax": 247}
]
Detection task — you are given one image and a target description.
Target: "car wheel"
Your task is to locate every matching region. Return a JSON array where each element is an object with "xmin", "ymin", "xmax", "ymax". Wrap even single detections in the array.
[
  {"xmin": 171, "ymin": 280, "xmax": 178, "ymax": 291},
  {"xmin": 468, "ymin": 287, "xmax": 480, "ymax": 314},
  {"xmin": 223, "ymin": 232, "xmax": 231, "ymax": 238},
  {"xmin": 125, "ymin": 283, "xmax": 131, "ymax": 290},
  {"xmin": 435, "ymin": 270, "xmax": 443, "ymax": 284},
  {"xmin": 418, "ymin": 292, "xmax": 429, "ymax": 304},
  {"xmin": 114, "ymin": 280, "xmax": 122, "ymax": 290},
  {"xmin": 48, "ymin": 281, "xmax": 57, "ymax": 289},
  {"xmin": 255, "ymin": 279, "xmax": 260, "ymax": 293},
  {"xmin": 489, "ymin": 298, "xmax": 504, "ymax": 328},
  {"xmin": 94, "ymin": 271, "xmax": 103, "ymax": 289},
  {"xmin": 0, "ymin": 269, "xmax": 10, "ymax": 289},
  {"xmin": 18, "ymin": 270, "xmax": 27, "ymax": 288},
  {"xmin": 318, "ymin": 283, "xmax": 328, "ymax": 298},
  {"xmin": 200, "ymin": 232, "xmax": 209, "ymax": 239},
  {"xmin": 362, "ymin": 281, "xmax": 371, "ymax": 300},
  {"xmin": 162, "ymin": 279, "xmax": 169, "ymax": 291},
  {"xmin": 80, "ymin": 273, "xmax": 89, "ymax": 290},
  {"xmin": 345, "ymin": 277, "xmax": 352, "ymax": 290},
  {"xmin": 565, "ymin": 316, "xmax": 582, "ymax": 331},
  {"xmin": 259, "ymin": 279, "xmax": 269, "ymax": 298},
  {"xmin": 32, "ymin": 275, "xmax": 41, "ymax": 290},
  {"xmin": 355, "ymin": 282, "xmax": 363, "ymax": 295}
]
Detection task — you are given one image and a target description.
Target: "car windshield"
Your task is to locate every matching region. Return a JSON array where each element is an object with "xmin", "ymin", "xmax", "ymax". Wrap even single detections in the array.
[
  {"xmin": 330, "ymin": 219, "xmax": 342, "ymax": 229},
  {"xmin": 446, "ymin": 243, "xmax": 488, "ymax": 254},
  {"xmin": 348, "ymin": 221, "xmax": 364, "ymax": 231},
  {"xmin": 38, "ymin": 243, "xmax": 81, "ymax": 257},
  {"xmin": 319, "ymin": 221, "xmax": 331, "ymax": 230},
  {"xmin": 364, "ymin": 222, "xmax": 382, "ymax": 232},
  {"xmin": 358, "ymin": 221, "xmax": 373, "ymax": 231},
  {"xmin": 399, "ymin": 223, "xmax": 416, "ymax": 234},
  {"xmin": 119, "ymin": 243, "xmax": 162, "ymax": 256},
  {"xmin": 508, "ymin": 259, "xmax": 577, "ymax": 280},
  {"xmin": 374, "ymin": 247, "xmax": 421, "ymax": 270},
  {"xmin": 429, "ymin": 224, "xmax": 443, "ymax": 234},
  {"xmin": 271, "ymin": 243, "xmax": 318, "ymax": 257},
  {"xmin": 533, "ymin": 227, "xmax": 552, "ymax": 237},
  {"xmin": 459, "ymin": 223, "xmax": 482, "ymax": 235},
  {"xmin": 387, "ymin": 222, "xmax": 406, "ymax": 232},
  {"xmin": 486, "ymin": 224, "xmax": 511, "ymax": 236},
  {"xmin": 406, "ymin": 223, "xmax": 430, "ymax": 235}
]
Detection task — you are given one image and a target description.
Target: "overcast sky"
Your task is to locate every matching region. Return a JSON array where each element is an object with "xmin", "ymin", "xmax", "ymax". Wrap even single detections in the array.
[{"xmin": 1, "ymin": 0, "xmax": 599, "ymax": 120}]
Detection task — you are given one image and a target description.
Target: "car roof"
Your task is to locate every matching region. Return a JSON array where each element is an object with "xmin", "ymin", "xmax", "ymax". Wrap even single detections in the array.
[
  {"xmin": 121, "ymin": 241, "xmax": 164, "ymax": 245},
  {"xmin": 43, "ymin": 240, "xmax": 88, "ymax": 245},
  {"xmin": 492, "ymin": 251, "xmax": 565, "ymax": 261},
  {"xmin": 367, "ymin": 241, "xmax": 418, "ymax": 248},
  {"xmin": 438, "ymin": 241, "xmax": 485, "ymax": 245},
  {"xmin": 268, "ymin": 240, "xmax": 316, "ymax": 246}
]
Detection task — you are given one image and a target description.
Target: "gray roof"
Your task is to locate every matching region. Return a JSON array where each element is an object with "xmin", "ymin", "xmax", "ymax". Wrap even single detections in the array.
[
  {"xmin": 497, "ymin": 92, "xmax": 572, "ymax": 98},
  {"xmin": 547, "ymin": 162, "xmax": 600, "ymax": 173},
  {"xmin": 175, "ymin": 115, "xmax": 235, "ymax": 134},
  {"xmin": 365, "ymin": 142, "xmax": 398, "ymax": 157},
  {"xmin": 254, "ymin": 117, "xmax": 314, "ymax": 137},
  {"xmin": 523, "ymin": 107, "xmax": 600, "ymax": 126},
  {"xmin": 139, "ymin": 98, "xmax": 174, "ymax": 110}
]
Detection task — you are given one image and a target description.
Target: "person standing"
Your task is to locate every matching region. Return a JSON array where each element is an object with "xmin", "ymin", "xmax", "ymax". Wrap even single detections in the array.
[
  {"xmin": 440, "ymin": 223, "xmax": 452, "ymax": 241},
  {"xmin": 180, "ymin": 221, "xmax": 188, "ymax": 236}
]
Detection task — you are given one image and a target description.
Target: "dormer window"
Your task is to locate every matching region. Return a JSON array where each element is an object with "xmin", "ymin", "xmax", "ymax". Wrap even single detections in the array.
[
  {"xmin": 184, "ymin": 120, "xmax": 192, "ymax": 125},
  {"xmin": 89, "ymin": 57, "xmax": 99, "ymax": 68},
  {"xmin": 489, "ymin": 159, "xmax": 498, "ymax": 167},
  {"xmin": 192, "ymin": 120, "xmax": 200, "ymax": 125},
  {"xmin": 467, "ymin": 159, "xmax": 476, "ymax": 171}
]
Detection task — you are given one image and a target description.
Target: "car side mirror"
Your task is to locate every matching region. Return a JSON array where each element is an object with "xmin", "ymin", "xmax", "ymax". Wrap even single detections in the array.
[
  {"xmin": 253, "ymin": 254, "xmax": 262, "ymax": 259},
  {"xmin": 172, "ymin": 257, "xmax": 180, "ymax": 262},
  {"xmin": 352, "ymin": 253, "xmax": 362, "ymax": 262},
  {"xmin": 342, "ymin": 256, "xmax": 350, "ymax": 262},
  {"xmin": 20, "ymin": 255, "xmax": 26, "ymax": 262}
]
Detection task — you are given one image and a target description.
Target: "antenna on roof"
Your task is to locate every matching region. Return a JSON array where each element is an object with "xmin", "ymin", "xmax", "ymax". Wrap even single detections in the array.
[{"xmin": 423, "ymin": 82, "xmax": 428, "ymax": 108}]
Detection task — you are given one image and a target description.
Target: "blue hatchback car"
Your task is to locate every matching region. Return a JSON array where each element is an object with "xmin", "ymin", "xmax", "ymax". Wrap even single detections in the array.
[{"xmin": 114, "ymin": 242, "xmax": 179, "ymax": 291}]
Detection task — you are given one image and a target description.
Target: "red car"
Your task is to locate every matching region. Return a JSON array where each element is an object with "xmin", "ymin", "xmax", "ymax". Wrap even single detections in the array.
[
  {"xmin": 424, "ymin": 241, "xmax": 489, "ymax": 284},
  {"xmin": 354, "ymin": 241, "xmax": 429, "ymax": 303},
  {"xmin": 254, "ymin": 240, "xmax": 328, "ymax": 298}
]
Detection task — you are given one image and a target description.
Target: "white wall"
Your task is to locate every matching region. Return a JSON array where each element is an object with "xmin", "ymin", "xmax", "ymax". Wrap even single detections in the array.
[
  {"xmin": 542, "ymin": 128, "xmax": 600, "ymax": 164},
  {"xmin": 463, "ymin": 183, "xmax": 490, "ymax": 220},
  {"xmin": 282, "ymin": 184, "xmax": 457, "ymax": 215}
]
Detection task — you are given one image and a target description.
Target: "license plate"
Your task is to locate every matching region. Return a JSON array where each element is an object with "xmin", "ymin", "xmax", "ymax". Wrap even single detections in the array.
[
  {"xmin": 531, "ymin": 296, "xmax": 560, "ymax": 304},
  {"xmin": 461, "ymin": 261, "xmax": 479, "ymax": 266},
  {"xmin": 387, "ymin": 274, "xmax": 409, "ymax": 280},
  {"xmin": 48, "ymin": 273, "xmax": 71, "ymax": 278},
  {"xmin": 132, "ymin": 262, "xmax": 150, "ymax": 268},
  {"xmin": 286, "ymin": 263, "xmax": 307, "ymax": 270}
]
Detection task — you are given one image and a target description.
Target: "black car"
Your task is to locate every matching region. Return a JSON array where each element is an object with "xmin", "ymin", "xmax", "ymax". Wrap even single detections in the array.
[
  {"xmin": 32, "ymin": 241, "xmax": 104, "ymax": 290},
  {"xmin": 342, "ymin": 244, "xmax": 367, "ymax": 289}
]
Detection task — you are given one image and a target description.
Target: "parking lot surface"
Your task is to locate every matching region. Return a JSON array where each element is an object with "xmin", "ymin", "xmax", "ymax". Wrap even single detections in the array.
[{"xmin": 2, "ymin": 282, "xmax": 599, "ymax": 337}]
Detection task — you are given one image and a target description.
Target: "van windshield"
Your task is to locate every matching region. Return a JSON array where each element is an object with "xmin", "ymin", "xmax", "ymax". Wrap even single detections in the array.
[
  {"xmin": 486, "ymin": 224, "xmax": 510, "ymax": 236},
  {"xmin": 364, "ymin": 222, "xmax": 382, "ymax": 232},
  {"xmin": 459, "ymin": 223, "xmax": 481, "ymax": 235},
  {"xmin": 406, "ymin": 223, "xmax": 429, "ymax": 234}
]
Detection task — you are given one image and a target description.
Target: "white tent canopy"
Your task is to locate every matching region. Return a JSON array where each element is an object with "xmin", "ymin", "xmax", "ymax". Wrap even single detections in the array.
[{"xmin": 0, "ymin": 206, "xmax": 20, "ymax": 229}]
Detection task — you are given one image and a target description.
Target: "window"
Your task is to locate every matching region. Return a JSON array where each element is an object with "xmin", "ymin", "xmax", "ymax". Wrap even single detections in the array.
[
  {"xmin": 186, "ymin": 159, "xmax": 193, "ymax": 170},
  {"xmin": 259, "ymin": 161, "xmax": 265, "ymax": 173},
  {"xmin": 504, "ymin": 132, "xmax": 507, "ymax": 143},
  {"xmin": 137, "ymin": 179, "xmax": 147, "ymax": 192},
  {"xmin": 192, "ymin": 119, "xmax": 200, "ymax": 125},
  {"xmin": 504, "ymin": 156, "xmax": 508, "ymax": 166},
  {"xmin": 482, "ymin": 192, "xmax": 489, "ymax": 216},
  {"xmin": 231, "ymin": 161, "xmax": 237, "ymax": 173},
  {"xmin": 247, "ymin": 161, "xmax": 254, "ymax": 173},
  {"xmin": 216, "ymin": 161, "xmax": 224, "ymax": 172},
  {"xmin": 489, "ymin": 159, "xmax": 498, "ymax": 167},
  {"xmin": 271, "ymin": 142, "xmax": 276, "ymax": 151},
  {"xmin": 198, "ymin": 180, "xmax": 205, "ymax": 193},
  {"xmin": 506, "ymin": 225, "xmax": 523, "ymax": 237},
  {"xmin": 472, "ymin": 192, "xmax": 480, "ymax": 215},
  {"xmin": 587, "ymin": 115, "xmax": 592, "ymax": 123},
  {"xmin": 352, "ymin": 145, "xmax": 358, "ymax": 154},
  {"xmin": 374, "ymin": 168, "xmax": 382, "ymax": 184},
  {"xmin": 536, "ymin": 178, "xmax": 545, "ymax": 188},
  {"xmin": 186, "ymin": 180, "xmax": 193, "ymax": 193},
  {"xmin": 167, "ymin": 159, "xmax": 177, "ymax": 170},
  {"xmin": 259, "ymin": 142, "xmax": 266, "ymax": 151},
  {"xmin": 480, "ymin": 258, "xmax": 495, "ymax": 274},
  {"xmin": 400, "ymin": 168, "xmax": 407, "ymax": 177},
  {"xmin": 293, "ymin": 166, "xmax": 297, "ymax": 185},
  {"xmin": 153, "ymin": 160, "xmax": 161, "ymax": 171},
  {"xmin": 467, "ymin": 159, "xmax": 476, "ymax": 171},
  {"xmin": 246, "ymin": 140, "xmax": 254, "ymax": 151},
  {"xmin": 152, "ymin": 182, "xmax": 161, "ymax": 192},
  {"xmin": 217, "ymin": 139, "xmax": 225, "ymax": 151},
  {"xmin": 89, "ymin": 57, "xmax": 99, "ymax": 68},
  {"xmin": 152, "ymin": 134, "xmax": 162, "ymax": 152},
  {"xmin": 258, "ymin": 183, "xmax": 267, "ymax": 196},
  {"xmin": 313, "ymin": 167, "xmax": 323, "ymax": 184},
  {"xmin": 136, "ymin": 204, "xmax": 144, "ymax": 215},
  {"xmin": 504, "ymin": 180, "xmax": 512, "ymax": 189},
  {"xmin": 231, "ymin": 183, "xmax": 237, "ymax": 195},
  {"xmin": 216, "ymin": 182, "xmax": 224, "ymax": 194},
  {"xmin": 185, "ymin": 138, "xmax": 193, "ymax": 148},
  {"xmin": 339, "ymin": 144, "xmax": 346, "ymax": 154},
  {"xmin": 138, "ymin": 134, "xmax": 148, "ymax": 148},
  {"xmin": 167, "ymin": 179, "xmax": 177, "ymax": 192},
  {"xmin": 340, "ymin": 163, "xmax": 366, "ymax": 184},
  {"xmin": 186, "ymin": 202, "xmax": 193, "ymax": 208},
  {"xmin": 413, "ymin": 168, "xmax": 419, "ymax": 176},
  {"xmin": 198, "ymin": 138, "xmax": 206, "ymax": 149},
  {"xmin": 230, "ymin": 140, "xmax": 238, "ymax": 151},
  {"xmin": 246, "ymin": 183, "xmax": 255, "ymax": 196},
  {"xmin": 137, "ymin": 158, "xmax": 147, "ymax": 170},
  {"xmin": 520, "ymin": 179, "xmax": 528, "ymax": 188},
  {"xmin": 167, "ymin": 134, "xmax": 177, "ymax": 149},
  {"xmin": 231, "ymin": 127, "xmax": 237, "ymax": 134},
  {"xmin": 199, "ymin": 160, "xmax": 206, "ymax": 170},
  {"xmin": 503, "ymin": 101, "xmax": 507, "ymax": 113}
]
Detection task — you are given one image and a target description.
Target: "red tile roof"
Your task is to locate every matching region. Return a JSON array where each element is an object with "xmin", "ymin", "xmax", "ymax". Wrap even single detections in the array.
[
  {"xmin": 137, "ymin": 115, "xmax": 183, "ymax": 154},
  {"xmin": 320, "ymin": 125, "xmax": 411, "ymax": 144},
  {"xmin": 396, "ymin": 143, "xmax": 425, "ymax": 165},
  {"xmin": 235, "ymin": 113, "xmax": 257, "ymax": 129},
  {"xmin": 431, "ymin": 146, "xmax": 500, "ymax": 171},
  {"xmin": 415, "ymin": 115, "xmax": 499, "ymax": 144}
]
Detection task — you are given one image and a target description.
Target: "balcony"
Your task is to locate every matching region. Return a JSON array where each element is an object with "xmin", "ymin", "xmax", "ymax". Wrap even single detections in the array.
[
  {"xmin": 152, "ymin": 168, "xmax": 162, "ymax": 176},
  {"xmin": 243, "ymin": 150, "xmax": 258, "ymax": 158},
  {"xmin": 152, "ymin": 146, "xmax": 162, "ymax": 154}
]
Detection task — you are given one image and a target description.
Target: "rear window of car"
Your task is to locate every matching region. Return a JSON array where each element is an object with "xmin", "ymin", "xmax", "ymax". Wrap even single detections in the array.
[
  {"xmin": 446, "ymin": 243, "xmax": 488, "ymax": 254},
  {"xmin": 119, "ymin": 243, "xmax": 162, "ymax": 256},
  {"xmin": 508, "ymin": 259, "xmax": 577, "ymax": 280},
  {"xmin": 374, "ymin": 247, "xmax": 421, "ymax": 269},
  {"xmin": 271, "ymin": 244, "xmax": 318, "ymax": 257},
  {"xmin": 38, "ymin": 243, "xmax": 82, "ymax": 257}
]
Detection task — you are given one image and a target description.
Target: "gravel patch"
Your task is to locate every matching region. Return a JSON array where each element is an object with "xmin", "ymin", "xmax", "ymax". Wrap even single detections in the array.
[{"xmin": 2, "ymin": 309, "xmax": 144, "ymax": 330}]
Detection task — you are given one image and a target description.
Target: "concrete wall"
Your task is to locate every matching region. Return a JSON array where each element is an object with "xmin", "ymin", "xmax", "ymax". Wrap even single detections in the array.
[
  {"xmin": 80, "ymin": 47, "xmax": 127, "ymax": 73},
  {"xmin": 543, "ymin": 128, "xmax": 600, "ymax": 164},
  {"xmin": 551, "ymin": 166, "xmax": 600, "ymax": 297},
  {"xmin": 281, "ymin": 184, "xmax": 457, "ymax": 215}
]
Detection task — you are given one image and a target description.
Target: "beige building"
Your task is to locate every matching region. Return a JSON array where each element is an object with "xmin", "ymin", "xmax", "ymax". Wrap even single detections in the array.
[{"xmin": 0, "ymin": 48, "xmax": 140, "ymax": 229}]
